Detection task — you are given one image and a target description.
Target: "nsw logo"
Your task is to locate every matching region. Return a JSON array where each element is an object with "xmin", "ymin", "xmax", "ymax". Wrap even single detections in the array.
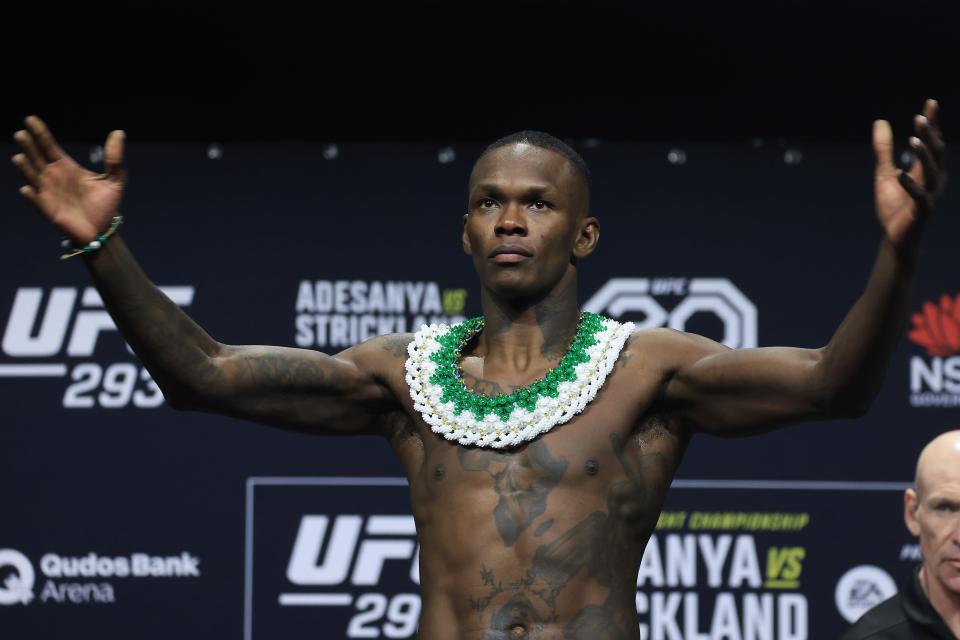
[
  {"xmin": 907, "ymin": 292, "xmax": 960, "ymax": 407},
  {"xmin": 0, "ymin": 549, "xmax": 35, "ymax": 605}
]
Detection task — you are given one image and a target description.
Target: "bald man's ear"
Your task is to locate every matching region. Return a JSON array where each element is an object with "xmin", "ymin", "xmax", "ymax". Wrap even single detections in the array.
[
  {"xmin": 904, "ymin": 489, "xmax": 922, "ymax": 536},
  {"xmin": 462, "ymin": 214, "xmax": 472, "ymax": 255},
  {"xmin": 572, "ymin": 216, "xmax": 600, "ymax": 259}
]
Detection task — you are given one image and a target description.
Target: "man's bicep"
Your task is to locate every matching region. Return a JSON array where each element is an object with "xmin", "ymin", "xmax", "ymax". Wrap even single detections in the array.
[
  {"xmin": 658, "ymin": 330, "xmax": 826, "ymax": 436},
  {"xmin": 196, "ymin": 341, "xmax": 397, "ymax": 435}
]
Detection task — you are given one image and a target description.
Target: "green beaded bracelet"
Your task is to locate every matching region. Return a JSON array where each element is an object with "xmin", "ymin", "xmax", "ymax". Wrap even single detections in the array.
[{"xmin": 60, "ymin": 215, "xmax": 124, "ymax": 261}]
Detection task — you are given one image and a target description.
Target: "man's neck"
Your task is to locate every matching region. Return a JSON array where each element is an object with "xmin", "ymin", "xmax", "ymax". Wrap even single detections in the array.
[
  {"xmin": 475, "ymin": 275, "xmax": 581, "ymax": 372},
  {"xmin": 919, "ymin": 566, "xmax": 960, "ymax": 636}
]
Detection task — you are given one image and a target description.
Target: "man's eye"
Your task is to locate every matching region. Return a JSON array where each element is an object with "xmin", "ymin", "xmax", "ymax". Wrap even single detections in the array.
[
  {"xmin": 531, "ymin": 200, "xmax": 548, "ymax": 210},
  {"xmin": 479, "ymin": 198, "xmax": 497, "ymax": 208}
]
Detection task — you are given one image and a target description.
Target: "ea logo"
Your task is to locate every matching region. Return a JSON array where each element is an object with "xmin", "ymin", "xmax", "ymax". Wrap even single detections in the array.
[
  {"xmin": 0, "ymin": 549, "xmax": 35, "ymax": 605},
  {"xmin": 834, "ymin": 565, "xmax": 897, "ymax": 623},
  {"xmin": 583, "ymin": 278, "xmax": 757, "ymax": 348}
]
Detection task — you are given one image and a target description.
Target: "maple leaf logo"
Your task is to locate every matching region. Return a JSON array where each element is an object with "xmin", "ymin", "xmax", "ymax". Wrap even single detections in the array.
[{"xmin": 908, "ymin": 293, "xmax": 960, "ymax": 357}]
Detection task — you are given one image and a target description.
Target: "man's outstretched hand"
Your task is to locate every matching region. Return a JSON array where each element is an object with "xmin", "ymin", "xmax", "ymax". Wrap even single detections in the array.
[
  {"xmin": 12, "ymin": 117, "xmax": 127, "ymax": 246},
  {"xmin": 873, "ymin": 99, "xmax": 947, "ymax": 257}
]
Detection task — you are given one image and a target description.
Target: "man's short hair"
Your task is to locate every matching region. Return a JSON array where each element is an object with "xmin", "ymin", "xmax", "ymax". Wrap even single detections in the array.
[{"xmin": 481, "ymin": 130, "xmax": 592, "ymax": 188}]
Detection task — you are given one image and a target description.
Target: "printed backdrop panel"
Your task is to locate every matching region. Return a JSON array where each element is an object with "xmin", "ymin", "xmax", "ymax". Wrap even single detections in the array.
[
  {"xmin": 0, "ymin": 141, "xmax": 957, "ymax": 639},
  {"xmin": 243, "ymin": 478, "xmax": 920, "ymax": 640}
]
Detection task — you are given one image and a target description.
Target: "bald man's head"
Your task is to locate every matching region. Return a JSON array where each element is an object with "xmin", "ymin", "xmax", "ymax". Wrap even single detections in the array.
[
  {"xmin": 904, "ymin": 429, "xmax": 960, "ymax": 601},
  {"xmin": 913, "ymin": 430, "xmax": 960, "ymax": 497}
]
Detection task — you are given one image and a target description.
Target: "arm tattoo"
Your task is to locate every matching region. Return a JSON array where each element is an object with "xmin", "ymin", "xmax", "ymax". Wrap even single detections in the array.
[
  {"xmin": 235, "ymin": 352, "xmax": 329, "ymax": 386},
  {"xmin": 614, "ymin": 335, "xmax": 636, "ymax": 370},
  {"xmin": 378, "ymin": 334, "xmax": 414, "ymax": 358}
]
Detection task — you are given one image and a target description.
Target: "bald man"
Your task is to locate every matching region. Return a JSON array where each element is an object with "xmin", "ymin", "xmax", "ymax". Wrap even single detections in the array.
[{"xmin": 841, "ymin": 430, "xmax": 960, "ymax": 639}]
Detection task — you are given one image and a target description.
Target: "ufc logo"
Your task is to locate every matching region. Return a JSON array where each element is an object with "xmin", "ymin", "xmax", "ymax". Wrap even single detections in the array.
[
  {"xmin": 2, "ymin": 287, "xmax": 194, "ymax": 357},
  {"xmin": 286, "ymin": 515, "xmax": 420, "ymax": 586},
  {"xmin": 583, "ymin": 278, "xmax": 757, "ymax": 349}
]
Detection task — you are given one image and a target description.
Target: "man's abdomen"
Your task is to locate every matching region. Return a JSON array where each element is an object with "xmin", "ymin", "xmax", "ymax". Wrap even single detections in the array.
[{"xmin": 412, "ymin": 478, "xmax": 653, "ymax": 639}]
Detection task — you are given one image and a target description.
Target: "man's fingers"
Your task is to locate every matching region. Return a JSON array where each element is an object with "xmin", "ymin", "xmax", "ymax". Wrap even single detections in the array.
[
  {"xmin": 873, "ymin": 119, "xmax": 896, "ymax": 177},
  {"xmin": 24, "ymin": 115, "xmax": 65, "ymax": 162},
  {"xmin": 916, "ymin": 114, "xmax": 946, "ymax": 168},
  {"xmin": 910, "ymin": 137, "xmax": 941, "ymax": 196},
  {"xmin": 12, "ymin": 154, "xmax": 39, "ymax": 188},
  {"xmin": 13, "ymin": 129, "xmax": 45, "ymax": 174},
  {"xmin": 103, "ymin": 130, "xmax": 126, "ymax": 177},
  {"xmin": 18, "ymin": 184, "xmax": 41, "ymax": 209},
  {"xmin": 922, "ymin": 99, "xmax": 942, "ymax": 137},
  {"xmin": 898, "ymin": 170, "xmax": 929, "ymax": 208}
]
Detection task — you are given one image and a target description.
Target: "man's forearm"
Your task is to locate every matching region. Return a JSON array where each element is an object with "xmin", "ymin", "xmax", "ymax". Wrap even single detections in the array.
[
  {"xmin": 816, "ymin": 237, "xmax": 917, "ymax": 415},
  {"xmin": 82, "ymin": 235, "xmax": 223, "ymax": 407}
]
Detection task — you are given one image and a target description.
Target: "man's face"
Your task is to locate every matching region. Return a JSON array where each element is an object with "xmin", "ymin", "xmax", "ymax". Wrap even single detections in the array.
[
  {"xmin": 905, "ymin": 463, "xmax": 960, "ymax": 595},
  {"xmin": 463, "ymin": 143, "xmax": 595, "ymax": 298}
]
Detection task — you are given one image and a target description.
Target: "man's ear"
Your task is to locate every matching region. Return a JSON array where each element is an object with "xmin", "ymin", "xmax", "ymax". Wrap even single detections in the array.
[
  {"xmin": 572, "ymin": 216, "xmax": 600, "ymax": 259},
  {"xmin": 904, "ymin": 488, "xmax": 922, "ymax": 536},
  {"xmin": 462, "ymin": 214, "xmax": 472, "ymax": 255}
]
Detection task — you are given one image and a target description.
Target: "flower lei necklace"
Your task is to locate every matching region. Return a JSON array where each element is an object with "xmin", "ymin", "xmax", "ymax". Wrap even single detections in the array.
[{"xmin": 405, "ymin": 311, "xmax": 634, "ymax": 449}]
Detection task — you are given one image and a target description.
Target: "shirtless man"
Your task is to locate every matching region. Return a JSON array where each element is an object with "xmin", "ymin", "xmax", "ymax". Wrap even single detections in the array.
[{"xmin": 10, "ymin": 100, "xmax": 946, "ymax": 639}]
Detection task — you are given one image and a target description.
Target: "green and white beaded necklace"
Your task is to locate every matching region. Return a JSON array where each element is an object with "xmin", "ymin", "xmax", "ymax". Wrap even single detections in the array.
[{"xmin": 405, "ymin": 311, "xmax": 635, "ymax": 449}]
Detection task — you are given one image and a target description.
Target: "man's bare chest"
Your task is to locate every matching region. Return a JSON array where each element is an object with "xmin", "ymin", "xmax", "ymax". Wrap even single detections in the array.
[
  {"xmin": 399, "ymin": 421, "xmax": 680, "ymax": 599},
  {"xmin": 402, "ymin": 379, "xmax": 687, "ymax": 541},
  {"xmin": 382, "ymin": 345, "xmax": 678, "ymax": 482}
]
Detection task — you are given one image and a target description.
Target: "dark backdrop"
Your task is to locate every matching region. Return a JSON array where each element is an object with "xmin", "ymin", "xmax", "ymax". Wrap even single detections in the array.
[
  {"xmin": 1, "ymin": 137, "xmax": 957, "ymax": 638},
  {"xmin": 2, "ymin": 3, "xmax": 959, "ymax": 638}
]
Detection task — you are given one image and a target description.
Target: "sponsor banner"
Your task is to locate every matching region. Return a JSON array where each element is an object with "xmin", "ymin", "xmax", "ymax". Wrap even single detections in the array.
[
  {"xmin": 0, "ymin": 547, "xmax": 201, "ymax": 607},
  {"xmin": 294, "ymin": 280, "xmax": 468, "ymax": 349},
  {"xmin": 0, "ymin": 286, "xmax": 193, "ymax": 409},
  {"xmin": 245, "ymin": 478, "xmax": 918, "ymax": 640},
  {"xmin": 642, "ymin": 481, "xmax": 912, "ymax": 639},
  {"xmin": 907, "ymin": 291, "xmax": 960, "ymax": 408},
  {"xmin": 292, "ymin": 275, "xmax": 754, "ymax": 351},
  {"xmin": 245, "ymin": 478, "xmax": 418, "ymax": 640}
]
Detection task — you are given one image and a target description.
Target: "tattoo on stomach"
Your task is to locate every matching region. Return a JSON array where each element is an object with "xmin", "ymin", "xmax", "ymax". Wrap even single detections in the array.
[
  {"xmin": 458, "ymin": 442, "xmax": 568, "ymax": 547},
  {"xmin": 464, "ymin": 432, "xmax": 671, "ymax": 639}
]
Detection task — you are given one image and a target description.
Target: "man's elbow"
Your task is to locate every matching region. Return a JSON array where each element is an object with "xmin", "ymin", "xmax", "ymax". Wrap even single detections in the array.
[
  {"xmin": 152, "ymin": 352, "xmax": 227, "ymax": 412},
  {"xmin": 163, "ymin": 390, "xmax": 198, "ymax": 412},
  {"xmin": 151, "ymin": 372, "xmax": 215, "ymax": 412},
  {"xmin": 833, "ymin": 399, "xmax": 872, "ymax": 419},
  {"xmin": 157, "ymin": 383, "xmax": 202, "ymax": 412},
  {"xmin": 819, "ymin": 388, "xmax": 874, "ymax": 419},
  {"xmin": 810, "ymin": 352, "xmax": 874, "ymax": 419}
]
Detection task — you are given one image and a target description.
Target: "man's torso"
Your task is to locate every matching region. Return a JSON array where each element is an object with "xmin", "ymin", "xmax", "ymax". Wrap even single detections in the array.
[{"xmin": 371, "ymin": 330, "xmax": 689, "ymax": 639}]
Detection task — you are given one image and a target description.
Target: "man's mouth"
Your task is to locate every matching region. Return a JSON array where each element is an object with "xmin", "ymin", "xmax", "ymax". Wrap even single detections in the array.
[{"xmin": 489, "ymin": 245, "xmax": 533, "ymax": 264}]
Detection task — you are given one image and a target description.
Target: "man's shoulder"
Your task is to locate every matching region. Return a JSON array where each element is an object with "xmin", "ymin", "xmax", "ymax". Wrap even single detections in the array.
[
  {"xmin": 616, "ymin": 327, "xmax": 728, "ymax": 373},
  {"xmin": 840, "ymin": 594, "xmax": 910, "ymax": 640},
  {"xmin": 340, "ymin": 332, "xmax": 415, "ymax": 375},
  {"xmin": 363, "ymin": 332, "xmax": 415, "ymax": 358},
  {"xmin": 624, "ymin": 326, "xmax": 727, "ymax": 351}
]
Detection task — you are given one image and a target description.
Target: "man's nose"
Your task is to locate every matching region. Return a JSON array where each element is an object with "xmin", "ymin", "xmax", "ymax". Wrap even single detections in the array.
[{"xmin": 495, "ymin": 204, "xmax": 527, "ymax": 236}]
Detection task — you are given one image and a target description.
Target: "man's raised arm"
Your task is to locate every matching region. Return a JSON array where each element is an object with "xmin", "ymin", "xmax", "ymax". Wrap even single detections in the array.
[
  {"xmin": 649, "ymin": 99, "xmax": 948, "ymax": 436},
  {"xmin": 12, "ymin": 116, "xmax": 400, "ymax": 435}
]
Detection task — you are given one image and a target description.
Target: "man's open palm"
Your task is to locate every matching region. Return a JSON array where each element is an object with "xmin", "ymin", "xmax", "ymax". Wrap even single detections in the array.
[
  {"xmin": 12, "ymin": 116, "xmax": 127, "ymax": 245},
  {"xmin": 873, "ymin": 99, "xmax": 947, "ymax": 252}
]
